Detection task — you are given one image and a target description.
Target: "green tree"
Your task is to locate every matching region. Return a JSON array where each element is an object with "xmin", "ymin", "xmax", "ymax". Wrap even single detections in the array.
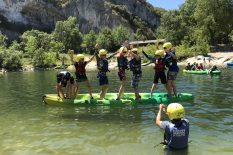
[
  {"xmin": 82, "ymin": 30, "xmax": 97, "ymax": 54},
  {"xmin": 156, "ymin": 10, "xmax": 187, "ymax": 45},
  {"xmin": 0, "ymin": 32, "xmax": 7, "ymax": 50},
  {"xmin": 194, "ymin": 0, "xmax": 233, "ymax": 44},
  {"xmin": 2, "ymin": 49, "xmax": 22, "ymax": 71},
  {"xmin": 52, "ymin": 16, "xmax": 82, "ymax": 52},
  {"xmin": 113, "ymin": 25, "xmax": 130, "ymax": 47},
  {"xmin": 21, "ymin": 30, "xmax": 51, "ymax": 57},
  {"xmin": 96, "ymin": 27, "xmax": 114, "ymax": 51}
]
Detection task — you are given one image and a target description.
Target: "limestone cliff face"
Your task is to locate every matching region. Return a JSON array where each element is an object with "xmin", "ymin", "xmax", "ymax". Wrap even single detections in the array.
[{"xmin": 0, "ymin": 0, "xmax": 160, "ymax": 40}]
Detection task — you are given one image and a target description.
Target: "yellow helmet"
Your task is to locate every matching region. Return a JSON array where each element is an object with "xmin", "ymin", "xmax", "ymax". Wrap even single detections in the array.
[
  {"xmin": 167, "ymin": 103, "xmax": 185, "ymax": 120},
  {"xmin": 163, "ymin": 42, "xmax": 172, "ymax": 49},
  {"xmin": 155, "ymin": 50, "xmax": 164, "ymax": 57},
  {"xmin": 119, "ymin": 47, "xmax": 128, "ymax": 53},
  {"xmin": 76, "ymin": 54, "xmax": 85, "ymax": 61},
  {"xmin": 67, "ymin": 65, "xmax": 76, "ymax": 73},
  {"xmin": 131, "ymin": 48, "xmax": 138, "ymax": 53},
  {"xmin": 99, "ymin": 49, "xmax": 107, "ymax": 56}
]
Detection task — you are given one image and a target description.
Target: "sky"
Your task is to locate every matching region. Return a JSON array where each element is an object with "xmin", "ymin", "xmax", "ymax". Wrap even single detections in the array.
[{"xmin": 147, "ymin": 0, "xmax": 185, "ymax": 10}]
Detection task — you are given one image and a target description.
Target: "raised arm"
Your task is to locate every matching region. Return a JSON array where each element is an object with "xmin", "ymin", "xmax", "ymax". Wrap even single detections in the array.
[
  {"xmin": 107, "ymin": 51, "xmax": 118, "ymax": 60},
  {"xmin": 169, "ymin": 51, "xmax": 177, "ymax": 60},
  {"xmin": 68, "ymin": 50, "xmax": 75, "ymax": 64},
  {"xmin": 155, "ymin": 104, "xmax": 166, "ymax": 127},
  {"xmin": 142, "ymin": 50, "xmax": 154, "ymax": 62},
  {"xmin": 129, "ymin": 51, "xmax": 140, "ymax": 60},
  {"xmin": 94, "ymin": 52, "xmax": 100, "ymax": 62},
  {"xmin": 86, "ymin": 55, "xmax": 95, "ymax": 64}
]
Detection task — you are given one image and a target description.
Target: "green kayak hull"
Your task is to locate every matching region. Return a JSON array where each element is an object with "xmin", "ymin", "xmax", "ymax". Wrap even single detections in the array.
[
  {"xmin": 43, "ymin": 93, "xmax": 193, "ymax": 106},
  {"xmin": 183, "ymin": 69, "xmax": 221, "ymax": 75}
]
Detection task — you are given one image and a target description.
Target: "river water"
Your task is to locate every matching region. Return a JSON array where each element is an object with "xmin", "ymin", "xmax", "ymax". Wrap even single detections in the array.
[{"xmin": 0, "ymin": 67, "xmax": 232, "ymax": 155}]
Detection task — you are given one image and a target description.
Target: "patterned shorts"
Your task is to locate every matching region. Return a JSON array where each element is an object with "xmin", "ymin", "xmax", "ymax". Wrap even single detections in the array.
[
  {"xmin": 167, "ymin": 71, "xmax": 178, "ymax": 80},
  {"xmin": 131, "ymin": 74, "xmax": 141, "ymax": 88}
]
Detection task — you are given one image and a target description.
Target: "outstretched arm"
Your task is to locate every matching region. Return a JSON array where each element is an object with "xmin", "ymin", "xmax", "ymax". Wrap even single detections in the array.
[
  {"xmin": 142, "ymin": 50, "xmax": 154, "ymax": 62},
  {"xmin": 107, "ymin": 51, "xmax": 118, "ymax": 60},
  {"xmin": 86, "ymin": 55, "xmax": 95, "ymax": 64},
  {"xmin": 129, "ymin": 51, "xmax": 140, "ymax": 60}
]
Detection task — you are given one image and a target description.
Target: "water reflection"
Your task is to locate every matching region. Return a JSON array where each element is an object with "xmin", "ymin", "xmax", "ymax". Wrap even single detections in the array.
[{"xmin": 0, "ymin": 67, "xmax": 232, "ymax": 155}]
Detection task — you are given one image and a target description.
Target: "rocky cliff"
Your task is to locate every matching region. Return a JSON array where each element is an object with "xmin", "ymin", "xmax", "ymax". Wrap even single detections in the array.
[{"xmin": 0, "ymin": 0, "xmax": 160, "ymax": 40}]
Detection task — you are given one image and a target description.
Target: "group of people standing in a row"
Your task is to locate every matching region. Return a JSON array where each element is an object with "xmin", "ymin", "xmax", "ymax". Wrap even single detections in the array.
[{"xmin": 56, "ymin": 42, "xmax": 179, "ymax": 100}]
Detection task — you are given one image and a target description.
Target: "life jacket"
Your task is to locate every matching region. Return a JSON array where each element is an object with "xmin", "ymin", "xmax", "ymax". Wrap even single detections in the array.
[
  {"xmin": 164, "ymin": 119, "xmax": 189, "ymax": 150},
  {"xmin": 97, "ymin": 58, "xmax": 109, "ymax": 73},
  {"xmin": 59, "ymin": 71, "xmax": 72, "ymax": 86},
  {"xmin": 74, "ymin": 61, "xmax": 87, "ymax": 75},
  {"xmin": 197, "ymin": 65, "xmax": 204, "ymax": 70},
  {"xmin": 154, "ymin": 58, "xmax": 165, "ymax": 72},
  {"xmin": 130, "ymin": 57, "xmax": 141, "ymax": 74},
  {"xmin": 163, "ymin": 51, "xmax": 179, "ymax": 72},
  {"xmin": 117, "ymin": 56, "xmax": 128, "ymax": 70}
]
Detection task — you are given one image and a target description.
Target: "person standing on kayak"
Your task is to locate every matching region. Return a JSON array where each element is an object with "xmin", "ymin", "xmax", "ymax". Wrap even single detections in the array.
[
  {"xmin": 142, "ymin": 48, "xmax": 169, "ymax": 98},
  {"xmin": 95, "ymin": 49, "xmax": 117, "ymax": 100},
  {"xmin": 155, "ymin": 103, "xmax": 189, "ymax": 150},
  {"xmin": 163, "ymin": 42, "xmax": 179, "ymax": 97},
  {"xmin": 129, "ymin": 48, "xmax": 142, "ymax": 100},
  {"xmin": 56, "ymin": 71, "xmax": 74, "ymax": 99},
  {"xmin": 116, "ymin": 46, "xmax": 129, "ymax": 100},
  {"xmin": 69, "ymin": 50, "xmax": 95, "ymax": 99}
]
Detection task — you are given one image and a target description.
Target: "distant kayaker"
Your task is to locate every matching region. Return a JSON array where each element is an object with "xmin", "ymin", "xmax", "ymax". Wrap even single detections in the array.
[
  {"xmin": 191, "ymin": 62, "xmax": 197, "ymax": 70},
  {"xmin": 142, "ymin": 48, "xmax": 169, "ymax": 98},
  {"xmin": 116, "ymin": 47, "xmax": 129, "ymax": 100},
  {"xmin": 208, "ymin": 65, "xmax": 219, "ymax": 74},
  {"xmin": 185, "ymin": 63, "xmax": 192, "ymax": 70},
  {"xmin": 196, "ymin": 63, "xmax": 204, "ymax": 70},
  {"xmin": 155, "ymin": 103, "xmax": 189, "ymax": 150},
  {"xmin": 56, "ymin": 71, "xmax": 74, "ymax": 99},
  {"xmin": 69, "ymin": 50, "xmax": 95, "ymax": 99},
  {"xmin": 129, "ymin": 48, "xmax": 142, "ymax": 100},
  {"xmin": 163, "ymin": 42, "xmax": 179, "ymax": 97}
]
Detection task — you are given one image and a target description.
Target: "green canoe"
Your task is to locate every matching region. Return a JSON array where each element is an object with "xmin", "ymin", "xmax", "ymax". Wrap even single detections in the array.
[
  {"xmin": 183, "ymin": 69, "xmax": 221, "ymax": 75},
  {"xmin": 43, "ymin": 93, "xmax": 193, "ymax": 106}
]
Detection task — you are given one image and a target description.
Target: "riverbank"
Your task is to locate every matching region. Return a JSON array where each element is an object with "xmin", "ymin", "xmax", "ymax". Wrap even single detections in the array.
[
  {"xmin": 179, "ymin": 52, "xmax": 233, "ymax": 68},
  {"xmin": 9, "ymin": 51, "xmax": 233, "ymax": 72}
]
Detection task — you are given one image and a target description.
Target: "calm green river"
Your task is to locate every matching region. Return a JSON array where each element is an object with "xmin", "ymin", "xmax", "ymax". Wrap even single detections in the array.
[{"xmin": 0, "ymin": 67, "xmax": 232, "ymax": 155}]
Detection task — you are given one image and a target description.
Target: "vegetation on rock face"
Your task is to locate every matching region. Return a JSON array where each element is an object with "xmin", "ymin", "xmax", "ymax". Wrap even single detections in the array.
[
  {"xmin": 0, "ymin": 0, "xmax": 233, "ymax": 70},
  {"xmin": 0, "ymin": 17, "xmax": 131, "ymax": 70}
]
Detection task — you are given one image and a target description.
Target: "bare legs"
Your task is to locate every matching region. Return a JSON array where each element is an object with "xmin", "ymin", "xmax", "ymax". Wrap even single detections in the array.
[
  {"xmin": 150, "ymin": 83, "xmax": 156, "ymax": 98},
  {"xmin": 74, "ymin": 80, "xmax": 93, "ymax": 98},
  {"xmin": 168, "ymin": 80, "xmax": 177, "ymax": 97},
  {"xmin": 117, "ymin": 79, "xmax": 125, "ymax": 99},
  {"xmin": 56, "ymin": 81, "xmax": 73, "ymax": 99},
  {"xmin": 100, "ymin": 85, "xmax": 108, "ymax": 100}
]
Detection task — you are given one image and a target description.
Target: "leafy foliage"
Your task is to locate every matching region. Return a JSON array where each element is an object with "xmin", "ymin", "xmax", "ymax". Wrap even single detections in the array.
[
  {"xmin": 96, "ymin": 27, "xmax": 114, "ymax": 51},
  {"xmin": 52, "ymin": 16, "xmax": 82, "ymax": 52},
  {"xmin": 82, "ymin": 30, "xmax": 97, "ymax": 54}
]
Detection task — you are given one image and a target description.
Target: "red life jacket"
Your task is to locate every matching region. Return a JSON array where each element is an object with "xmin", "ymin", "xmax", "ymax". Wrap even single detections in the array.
[
  {"xmin": 74, "ymin": 61, "xmax": 87, "ymax": 75},
  {"xmin": 154, "ymin": 59, "xmax": 165, "ymax": 72}
]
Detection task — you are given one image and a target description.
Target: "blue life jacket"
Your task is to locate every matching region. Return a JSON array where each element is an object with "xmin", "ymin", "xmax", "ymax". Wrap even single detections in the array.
[
  {"xmin": 117, "ymin": 56, "xmax": 128, "ymax": 70},
  {"xmin": 129, "ymin": 58, "xmax": 141, "ymax": 74},
  {"xmin": 164, "ymin": 119, "xmax": 189, "ymax": 149},
  {"xmin": 163, "ymin": 51, "xmax": 179, "ymax": 72},
  {"xmin": 97, "ymin": 58, "xmax": 109, "ymax": 73}
]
